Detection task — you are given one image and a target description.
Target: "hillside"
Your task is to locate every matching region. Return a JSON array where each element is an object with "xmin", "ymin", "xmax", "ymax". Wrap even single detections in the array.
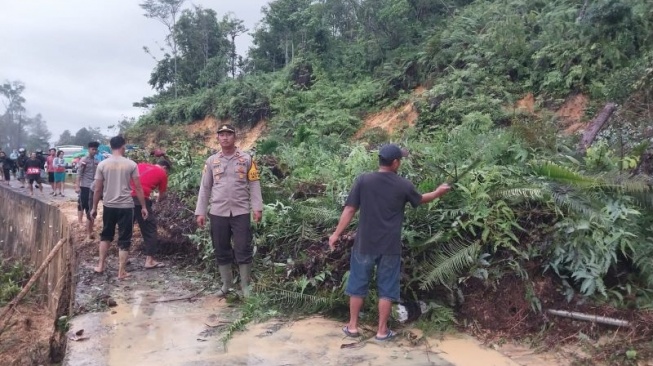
[{"xmin": 127, "ymin": 0, "xmax": 653, "ymax": 364}]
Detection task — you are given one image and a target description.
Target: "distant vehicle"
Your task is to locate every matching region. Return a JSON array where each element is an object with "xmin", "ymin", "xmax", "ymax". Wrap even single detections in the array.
[{"xmin": 55, "ymin": 145, "xmax": 84, "ymax": 170}]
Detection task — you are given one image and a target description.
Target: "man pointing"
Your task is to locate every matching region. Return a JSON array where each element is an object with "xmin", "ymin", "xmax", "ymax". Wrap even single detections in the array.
[{"xmin": 329, "ymin": 144, "xmax": 451, "ymax": 341}]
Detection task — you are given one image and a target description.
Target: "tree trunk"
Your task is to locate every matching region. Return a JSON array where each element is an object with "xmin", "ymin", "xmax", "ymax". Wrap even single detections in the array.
[
  {"xmin": 577, "ymin": 102, "xmax": 617, "ymax": 154},
  {"xmin": 576, "ymin": 0, "xmax": 590, "ymax": 22},
  {"xmin": 284, "ymin": 37, "xmax": 288, "ymax": 67},
  {"xmin": 547, "ymin": 309, "xmax": 629, "ymax": 327},
  {"xmin": 231, "ymin": 35, "xmax": 237, "ymax": 78}
]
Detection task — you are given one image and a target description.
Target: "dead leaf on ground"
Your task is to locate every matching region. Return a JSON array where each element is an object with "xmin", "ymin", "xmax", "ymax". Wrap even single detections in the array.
[
  {"xmin": 340, "ymin": 342, "xmax": 365, "ymax": 349},
  {"xmin": 205, "ymin": 321, "xmax": 231, "ymax": 328}
]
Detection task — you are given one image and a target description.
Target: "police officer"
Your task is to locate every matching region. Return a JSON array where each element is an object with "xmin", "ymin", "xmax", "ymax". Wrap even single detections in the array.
[{"xmin": 195, "ymin": 124, "xmax": 263, "ymax": 297}]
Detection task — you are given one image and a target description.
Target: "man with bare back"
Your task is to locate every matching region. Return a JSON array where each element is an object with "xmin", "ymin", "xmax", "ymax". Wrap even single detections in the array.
[{"xmin": 90, "ymin": 135, "xmax": 148, "ymax": 280}]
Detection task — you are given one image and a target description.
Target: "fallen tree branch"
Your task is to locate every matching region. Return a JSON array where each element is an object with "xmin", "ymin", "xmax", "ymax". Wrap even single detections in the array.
[
  {"xmin": 150, "ymin": 288, "xmax": 205, "ymax": 303},
  {"xmin": 577, "ymin": 102, "xmax": 617, "ymax": 154},
  {"xmin": 547, "ymin": 309, "xmax": 630, "ymax": 328},
  {"xmin": 0, "ymin": 238, "xmax": 67, "ymax": 331},
  {"xmin": 205, "ymin": 321, "xmax": 232, "ymax": 327}
]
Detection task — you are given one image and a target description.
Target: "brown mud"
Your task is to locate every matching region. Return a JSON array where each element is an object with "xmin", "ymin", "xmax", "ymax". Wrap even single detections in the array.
[
  {"xmin": 185, "ymin": 116, "xmax": 266, "ymax": 152},
  {"xmin": 60, "ymin": 197, "xmax": 563, "ymax": 366}
]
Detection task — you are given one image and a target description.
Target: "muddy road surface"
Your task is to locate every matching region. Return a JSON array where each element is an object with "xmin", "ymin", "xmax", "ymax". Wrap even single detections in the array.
[{"xmin": 0, "ymin": 180, "xmax": 564, "ymax": 366}]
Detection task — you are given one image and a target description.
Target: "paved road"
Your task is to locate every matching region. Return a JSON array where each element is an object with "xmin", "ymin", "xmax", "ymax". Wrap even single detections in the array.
[{"xmin": 0, "ymin": 178, "xmax": 79, "ymax": 202}]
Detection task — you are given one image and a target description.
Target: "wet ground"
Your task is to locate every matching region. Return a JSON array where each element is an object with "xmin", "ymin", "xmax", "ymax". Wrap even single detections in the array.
[
  {"xmin": 1, "ymin": 178, "xmax": 568, "ymax": 365},
  {"xmin": 61, "ymin": 242, "xmax": 566, "ymax": 366}
]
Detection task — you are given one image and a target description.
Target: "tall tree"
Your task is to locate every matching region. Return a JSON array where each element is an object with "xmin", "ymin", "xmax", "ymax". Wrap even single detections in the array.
[
  {"xmin": 108, "ymin": 117, "xmax": 136, "ymax": 136},
  {"xmin": 221, "ymin": 13, "xmax": 248, "ymax": 78},
  {"xmin": 73, "ymin": 127, "xmax": 105, "ymax": 146},
  {"xmin": 145, "ymin": 5, "xmax": 234, "ymax": 94},
  {"xmin": 0, "ymin": 80, "xmax": 27, "ymax": 149},
  {"xmin": 24, "ymin": 114, "xmax": 51, "ymax": 151},
  {"xmin": 56, "ymin": 130, "xmax": 75, "ymax": 146},
  {"xmin": 140, "ymin": 0, "xmax": 186, "ymax": 99},
  {"xmin": 174, "ymin": 6, "xmax": 230, "ymax": 91}
]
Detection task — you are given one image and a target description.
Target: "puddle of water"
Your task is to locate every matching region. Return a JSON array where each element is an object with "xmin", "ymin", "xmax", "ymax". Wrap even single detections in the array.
[
  {"xmin": 106, "ymin": 293, "xmax": 229, "ymax": 366},
  {"xmin": 225, "ymin": 317, "xmax": 452, "ymax": 366},
  {"xmin": 66, "ymin": 291, "xmax": 560, "ymax": 366},
  {"xmin": 433, "ymin": 335, "xmax": 520, "ymax": 366}
]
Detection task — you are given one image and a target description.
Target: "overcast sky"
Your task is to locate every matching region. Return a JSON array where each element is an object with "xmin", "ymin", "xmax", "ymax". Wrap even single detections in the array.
[{"xmin": 0, "ymin": 0, "xmax": 269, "ymax": 144}]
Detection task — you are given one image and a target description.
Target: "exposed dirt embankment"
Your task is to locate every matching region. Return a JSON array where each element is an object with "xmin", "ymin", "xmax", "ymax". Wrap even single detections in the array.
[
  {"xmin": 514, "ymin": 92, "xmax": 589, "ymax": 135},
  {"xmin": 0, "ymin": 185, "xmax": 76, "ymax": 365},
  {"xmin": 354, "ymin": 87, "xmax": 425, "ymax": 139},
  {"xmin": 184, "ymin": 117, "xmax": 267, "ymax": 151}
]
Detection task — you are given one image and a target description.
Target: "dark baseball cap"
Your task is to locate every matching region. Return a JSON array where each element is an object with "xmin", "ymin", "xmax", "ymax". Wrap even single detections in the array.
[
  {"xmin": 156, "ymin": 159, "xmax": 172, "ymax": 171},
  {"xmin": 217, "ymin": 124, "xmax": 236, "ymax": 133},
  {"xmin": 378, "ymin": 144, "xmax": 409, "ymax": 161}
]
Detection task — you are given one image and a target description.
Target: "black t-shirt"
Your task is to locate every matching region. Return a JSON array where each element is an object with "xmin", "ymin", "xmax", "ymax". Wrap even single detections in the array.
[
  {"xmin": 25, "ymin": 158, "xmax": 42, "ymax": 176},
  {"xmin": 16, "ymin": 155, "xmax": 28, "ymax": 168},
  {"xmin": 345, "ymin": 172, "xmax": 422, "ymax": 255}
]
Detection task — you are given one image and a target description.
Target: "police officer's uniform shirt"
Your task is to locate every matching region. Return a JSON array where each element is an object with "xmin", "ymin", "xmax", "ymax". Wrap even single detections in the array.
[{"xmin": 195, "ymin": 148, "xmax": 263, "ymax": 217}]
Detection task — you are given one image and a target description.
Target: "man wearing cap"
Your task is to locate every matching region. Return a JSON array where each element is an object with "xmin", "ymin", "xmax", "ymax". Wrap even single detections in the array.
[
  {"xmin": 328, "ymin": 144, "xmax": 451, "ymax": 341},
  {"xmin": 130, "ymin": 159, "xmax": 170, "ymax": 269},
  {"xmin": 75, "ymin": 141, "xmax": 100, "ymax": 237},
  {"xmin": 195, "ymin": 124, "xmax": 263, "ymax": 297}
]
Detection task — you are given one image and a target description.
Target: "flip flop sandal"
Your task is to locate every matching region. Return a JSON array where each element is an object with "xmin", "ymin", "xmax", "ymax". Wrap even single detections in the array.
[
  {"xmin": 374, "ymin": 330, "xmax": 396, "ymax": 341},
  {"xmin": 342, "ymin": 325, "xmax": 360, "ymax": 338},
  {"xmin": 144, "ymin": 262, "xmax": 166, "ymax": 270}
]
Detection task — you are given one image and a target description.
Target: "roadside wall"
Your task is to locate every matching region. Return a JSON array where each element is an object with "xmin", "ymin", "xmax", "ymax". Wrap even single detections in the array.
[{"xmin": 0, "ymin": 185, "xmax": 75, "ymax": 320}]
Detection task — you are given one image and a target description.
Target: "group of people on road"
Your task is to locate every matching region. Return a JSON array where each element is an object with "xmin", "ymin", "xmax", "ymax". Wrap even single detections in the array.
[
  {"xmin": 0, "ymin": 147, "xmax": 69, "ymax": 196},
  {"xmin": 54, "ymin": 123, "xmax": 451, "ymax": 342},
  {"xmin": 70, "ymin": 137, "xmax": 171, "ymax": 279}
]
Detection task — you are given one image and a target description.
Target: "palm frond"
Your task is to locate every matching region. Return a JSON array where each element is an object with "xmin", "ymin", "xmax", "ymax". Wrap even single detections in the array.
[
  {"xmin": 493, "ymin": 187, "xmax": 545, "ymax": 201},
  {"xmin": 298, "ymin": 204, "xmax": 341, "ymax": 226},
  {"xmin": 531, "ymin": 161, "xmax": 599, "ymax": 187},
  {"xmin": 630, "ymin": 191, "xmax": 653, "ymax": 210},
  {"xmin": 419, "ymin": 241, "xmax": 481, "ymax": 290},
  {"xmin": 256, "ymin": 285, "xmax": 338, "ymax": 311},
  {"xmin": 610, "ymin": 174, "xmax": 651, "ymax": 194},
  {"xmin": 550, "ymin": 189, "xmax": 598, "ymax": 217},
  {"xmin": 422, "ymin": 231, "xmax": 446, "ymax": 246},
  {"xmin": 633, "ymin": 241, "xmax": 653, "ymax": 287}
]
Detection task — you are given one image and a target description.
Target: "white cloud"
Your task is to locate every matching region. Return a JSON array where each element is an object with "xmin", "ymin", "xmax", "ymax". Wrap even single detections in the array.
[{"xmin": 0, "ymin": 0, "xmax": 269, "ymax": 143}]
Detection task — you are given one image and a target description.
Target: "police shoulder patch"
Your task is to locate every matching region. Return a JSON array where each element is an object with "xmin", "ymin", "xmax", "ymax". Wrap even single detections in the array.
[{"xmin": 247, "ymin": 160, "xmax": 260, "ymax": 181}]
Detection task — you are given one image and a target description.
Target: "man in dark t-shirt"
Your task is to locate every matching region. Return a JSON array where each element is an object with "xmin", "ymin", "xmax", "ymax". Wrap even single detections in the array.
[
  {"xmin": 329, "ymin": 144, "xmax": 451, "ymax": 341},
  {"xmin": 25, "ymin": 152, "xmax": 44, "ymax": 196}
]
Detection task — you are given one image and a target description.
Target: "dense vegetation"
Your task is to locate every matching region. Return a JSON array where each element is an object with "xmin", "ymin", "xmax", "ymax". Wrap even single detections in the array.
[{"xmin": 130, "ymin": 0, "xmax": 653, "ymax": 362}]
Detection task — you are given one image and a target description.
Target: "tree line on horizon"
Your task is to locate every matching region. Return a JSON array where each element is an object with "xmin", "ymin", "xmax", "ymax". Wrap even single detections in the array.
[{"xmin": 0, "ymin": 80, "xmax": 137, "ymax": 152}]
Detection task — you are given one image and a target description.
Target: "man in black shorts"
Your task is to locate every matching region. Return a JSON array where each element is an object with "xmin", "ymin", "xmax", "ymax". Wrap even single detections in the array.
[
  {"xmin": 91, "ymin": 136, "xmax": 148, "ymax": 280},
  {"xmin": 75, "ymin": 141, "xmax": 100, "ymax": 239},
  {"xmin": 25, "ymin": 152, "xmax": 44, "ymax": 196}
]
